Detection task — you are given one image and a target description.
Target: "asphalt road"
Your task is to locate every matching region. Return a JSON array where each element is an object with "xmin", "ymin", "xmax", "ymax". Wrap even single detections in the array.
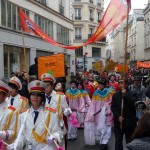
[{"xmin": 68, "ymin": 128, "xmax": 125, "ymax": 150}]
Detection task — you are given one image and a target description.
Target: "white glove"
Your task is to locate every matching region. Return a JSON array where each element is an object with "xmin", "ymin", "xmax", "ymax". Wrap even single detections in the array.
[
  {"xmin": 0, "ymin": 131, "xmax": 6, "ymax": 140},
  {"xmin": 46, "ymin": 135, "xmax": 55, "ymax": 146},
  {"xmin": 7, "ymin": 143, "xmax": 15, "ymax": 150},
  {"xmin": 64, "ymin": 108, "xmax": 72, "ymax": 117},
  {"xmin": 7, "ymin": 142, "xmax": 22, "ymax": 150}
]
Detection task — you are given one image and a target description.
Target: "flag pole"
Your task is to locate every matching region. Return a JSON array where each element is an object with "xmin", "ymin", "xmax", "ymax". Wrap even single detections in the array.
[
  {"xmin": 21, "ymin": 29, "xmax": 29, "ymax": 83},
  {"xmin": 120, "ymin": 1, "xmax": 130, "ymax": 129}
]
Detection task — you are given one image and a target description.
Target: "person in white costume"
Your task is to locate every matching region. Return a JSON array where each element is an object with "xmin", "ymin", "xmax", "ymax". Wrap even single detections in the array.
[
  {"xmin": 0, "ymin": 80, "xmax": 18, "ymax": 149},
  {"xmin": 41, "ymin": 73, "xmax": 72, "ymax": 149},
  {"xmin": 6, "ymin": 77, "xmax": 29, "ymax": 114},
  {"xmin": 7, "ymin": 80, "xmax": 64, "ymax": 150}
]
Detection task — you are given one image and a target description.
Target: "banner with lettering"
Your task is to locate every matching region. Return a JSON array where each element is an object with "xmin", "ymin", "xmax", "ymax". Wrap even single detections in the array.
[
  {"xmin": 137, "ymin": 61, "xmax": 150, "ymax": 68},
  {"xmin": 19, "ymin": 0, "xmax": 131, "ymax": 49},
  {"xmin": 38, "ymin": 54, "xmax": 65, "ymax": 79}
]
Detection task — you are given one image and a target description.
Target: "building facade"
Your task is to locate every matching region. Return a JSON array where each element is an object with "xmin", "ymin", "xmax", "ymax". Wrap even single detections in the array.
[
  {"xmin": 108, "ymin": 9, "xmax": 145, "ymax": 67},
  {"xmin": 108, "ymin": 23, "xmax": 126, "ymax": 64},
  {"xmin": 72, "ymin": 0, "xmax": 107, "ymax": 71},
  {"xmin": 144, "ymin": 1, "xmax": 150, "ymax": 62},
  {"xmin": 128, "ymin": 9, "xmax": 145, "ymax": 67},
  {"xmin": 0, "ymin": 0, "xmax": 75, "ymax": 79}
]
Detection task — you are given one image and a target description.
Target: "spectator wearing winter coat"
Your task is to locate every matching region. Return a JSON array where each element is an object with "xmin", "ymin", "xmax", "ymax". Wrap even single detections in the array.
[
  {"xmin": 125, "ymin": 111, "xmax": 150, "ymax": 150},
  {"xmin": 111, "ymin": 80, "xmax": 137, "ymax": 150},
  {"xmin": 128, "ymin": 77, "xmax": 146, "ymax": 119}
]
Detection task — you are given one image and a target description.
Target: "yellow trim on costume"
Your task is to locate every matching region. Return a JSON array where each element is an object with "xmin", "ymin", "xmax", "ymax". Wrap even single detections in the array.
[
  {"xmin": 65, "ymin": 92, "xmax": 81, "ymax": 99},
  {"xmin": 2, "ymin": 108, "xmax": 18, "ymax": 144},
  {"xmin": 81, "ymin": 93, "xmax": 89, "ymax": 97},
  {"xmin": 32, "ymin": 111, "xmax": 51, "ymax": 143},
  {"xmin": 92, "ymin": 91, "xmax": 115, "ymax": 101},
  {"xmin": 19, "ymin": 97, "xmax": 29, "ymax": 114},
  {"xmin": 2, "ymin": 110, "xmax": 14, "ymax": 131},
  {"xmin": 11, "ymin": 111, "xmax": 18, "ymax": 143},
  {"xmin": 57, "ymin": 95, "xmax": 63, "ymax": 121}
]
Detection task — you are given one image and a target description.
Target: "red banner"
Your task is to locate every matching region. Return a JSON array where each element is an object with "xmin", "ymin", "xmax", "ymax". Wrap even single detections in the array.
[
  {"xmin": 137, "ymin": 62, "xmax": 150, "ymax": 68},
  {"xmin": 19, "ymin": 0, "xmax": 131, "ymax": 49}
]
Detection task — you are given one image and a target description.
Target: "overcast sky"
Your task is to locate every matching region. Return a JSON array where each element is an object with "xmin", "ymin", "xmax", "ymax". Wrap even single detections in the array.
[{"xmin": 104, "ymin": 0, "xmax": 148, "ymax": 14}]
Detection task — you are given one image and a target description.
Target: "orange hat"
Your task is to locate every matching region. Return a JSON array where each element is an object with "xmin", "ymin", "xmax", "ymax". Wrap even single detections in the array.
[
  {"xmin": 9, "ymin": 77, "xmax": 22, "ymax": 90},
  {"xmin": 0, "ymin": 80, "xmax": 11, "ymax": 94},
  {"xmin": 28, "ymin": 80, "xmax": 47, "ymax": 93},
  {"xmin": 41, "ymin": 73, "xmax": 56, "ymax": 83}
]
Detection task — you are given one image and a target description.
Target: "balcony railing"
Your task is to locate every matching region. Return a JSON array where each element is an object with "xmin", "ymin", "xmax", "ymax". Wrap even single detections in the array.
[
  {"xmin": 89, "ymin": 17, "xmax": 94, "ymax": 21},
  {"xmin": 75, "ymin": 35, "xmax": 82, "ymax": 40},
  {"xmin": 59, "ymin": 5, "xmax": 64, "ymax": 16},
  {"xmin": 89, "ymin": 0, "xmax": 93, "ymax": 4},
  {"xmin": 75, "ymin": 16, "xmax": 81, "ymax": 20}
]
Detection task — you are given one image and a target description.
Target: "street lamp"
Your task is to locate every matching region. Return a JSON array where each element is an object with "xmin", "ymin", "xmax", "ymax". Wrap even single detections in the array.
[{"xmin": 83, "ymin": 52, "xmax": 88, "ymax": 72}]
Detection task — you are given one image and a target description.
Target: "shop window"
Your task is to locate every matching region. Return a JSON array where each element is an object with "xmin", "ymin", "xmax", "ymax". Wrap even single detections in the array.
[{"xmin": 4, "ymin": 45, "xmax": 29, "ymax": 79}]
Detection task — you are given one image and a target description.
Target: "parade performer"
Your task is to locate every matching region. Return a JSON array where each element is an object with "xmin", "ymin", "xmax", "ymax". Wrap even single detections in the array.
[
  {"xmin": 0, "ymin": 80, "xmax": 18, "ymax": 149},
  {"xmin": 65, "ymin": 80, "xmax": 85, "ymax": 140},
  {"xmin": 85, "ymin": 80, "xmax": 114, "ymax": 150},
  {"xmin": 77, "ymin": 81, "xmax": 91, "ymax": 127},
  {"xmin": 7, "ymin": 80, "xmax": 64, "ymax": 150},
  {"xmin": 41, "ymin": 73, "xmax": 71, "ymax": 149},
  {"xmin": 6, "ymin": 77, "xmax": 29, "ymax": 114},
  {"xmin": 55, "ymin": 81, "xmax": 69, "ymax": 150},
  {"xmin": 83, "ymin": 78, "xmax": 95, "ymax": 98},
  {"xmin": 109, "ymin": 74, "xmax": 120, "ymax": 92}
]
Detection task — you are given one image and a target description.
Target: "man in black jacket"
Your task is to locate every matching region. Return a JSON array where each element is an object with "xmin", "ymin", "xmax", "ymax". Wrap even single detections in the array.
[
  {"xmin": 111, "ymin": 80, "xmax": 137, "ymax": 150},
  {"xmin": 29, "ymin": 57, "xmax": 38, "ymax": 77}
]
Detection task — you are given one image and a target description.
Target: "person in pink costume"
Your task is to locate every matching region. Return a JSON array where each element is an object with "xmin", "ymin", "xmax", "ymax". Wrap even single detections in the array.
[
  {"xmin": 77, "ymin": 81, "xmax": 91, "ymax": 127},
  {"xmin": 65, "ymin": 80, "xmax": 85, "ymax": 140},
  {"xmin": 84, "ymin": 80, "xmax": 115, "ymax": 150}
]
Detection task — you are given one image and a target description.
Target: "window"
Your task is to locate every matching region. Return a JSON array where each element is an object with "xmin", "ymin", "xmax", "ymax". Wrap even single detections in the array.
[
  {"xmin": 38, "ymin": 0, "xmax": 46, "ymax": 5},
  {"xmin": 59, "ymin": 0, "xmax": 64, "ymax": 15},
  {"xmin": 92, "ymin": 47, "xmax": 101, "ymax": 57},
  {"xmin": 97, "ymin": 12, "xmax": 101, "ymax": 23},
  {"xmin": 1, "ymin": 0, "xmax": 29, "ymax": 31},
  {"xmin": 75, "ymin": 8, "xmax": 81, "ymax": 20},
  {"xmin": 97, "ymin": 0, "xmax": 101, "ymax": 6},
  {"xmin": 75, "ymin": 27, "xmax": 82, "ymax": 39},
  {"xmin": 88, "ymin": 28, "xmax": 93, "ymax": 38},
  {"xmin": 4, "ymin": 45, "xmax": 29, "ymax": 79},
  {"xmin": 75, "ymin": 47, "xmax": 83, "ymax": 57},
  {"xmin": 57, "ymin": 24, "xmax": 69, "ymax": 45},
  {"xmin": 89, "ymin": 9, "xmax": 94, "ymax": 21},
  {"xmin": 89, "ymin": 0, "xmax": 93, "ymax": 4},
  {"xmin": 35, "ymin": 14, "xmax": 53, "ymax": 38}
]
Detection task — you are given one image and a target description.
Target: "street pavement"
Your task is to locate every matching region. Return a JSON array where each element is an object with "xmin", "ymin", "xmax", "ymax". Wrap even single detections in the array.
[{"xmin": 68, "ymin": 128, "xmax": 125, "ymax": 150}]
